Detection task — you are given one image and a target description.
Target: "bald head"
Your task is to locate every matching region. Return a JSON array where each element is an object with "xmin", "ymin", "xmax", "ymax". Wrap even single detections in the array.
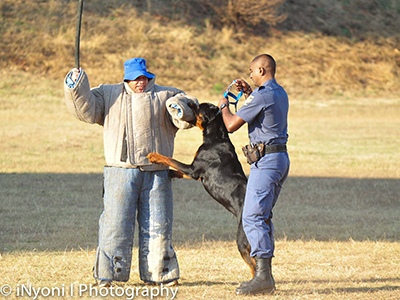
[
  {"xmin": 249, "ymin": 54, "xmax": 276, "ymax": 87},
  {"xmin": 252, "ymin": 54, "xmax": 276, "ymax": 78}
]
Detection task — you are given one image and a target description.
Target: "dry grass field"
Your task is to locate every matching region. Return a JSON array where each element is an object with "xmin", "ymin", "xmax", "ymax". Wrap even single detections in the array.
[
  {"xmin": 1, "ymin": 0, "xmax": 400, "ymax": 299},
  {"xmin": 1, "ymin": 71, "xmax": 399, "ymax": 299},
  {"xmin": 1, "ymin": 240, "xmax": 399, "ymax": 299}
]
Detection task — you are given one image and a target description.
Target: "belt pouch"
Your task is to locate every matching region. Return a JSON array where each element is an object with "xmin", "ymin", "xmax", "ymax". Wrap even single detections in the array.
[{"xmin": 242, "ymin": 144, "xmax": 265, "ymax": 165}]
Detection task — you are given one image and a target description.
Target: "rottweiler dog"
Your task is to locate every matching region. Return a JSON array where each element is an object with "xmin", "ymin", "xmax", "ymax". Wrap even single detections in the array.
[{"xmin": 147, "ymin": 102, "xmax": 256, "ymax": 277}]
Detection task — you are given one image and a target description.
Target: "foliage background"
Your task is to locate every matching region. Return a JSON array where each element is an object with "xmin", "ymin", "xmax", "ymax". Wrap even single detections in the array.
[{"xmin": 1, "ymin": 0, "xmax": 400, "ymax": 99}]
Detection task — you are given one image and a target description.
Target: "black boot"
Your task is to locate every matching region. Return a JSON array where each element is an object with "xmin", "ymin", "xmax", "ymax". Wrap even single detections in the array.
[{"xmin": 236, "ymin": 257, "xmax": 275, "ymax": 295}]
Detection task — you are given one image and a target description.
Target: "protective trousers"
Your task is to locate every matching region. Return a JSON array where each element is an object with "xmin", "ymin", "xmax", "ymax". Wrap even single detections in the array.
[
  {"xmin": 94, "ymin": 167, "xmax": 179, "ymax": 283},
  {"xmin": 242, "ymin": 152, "xmax": 290, "ymax": 258}
]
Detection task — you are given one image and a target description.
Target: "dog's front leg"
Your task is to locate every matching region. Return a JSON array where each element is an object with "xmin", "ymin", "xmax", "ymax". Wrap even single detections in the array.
[
  {"xmin": 147, "ymin": 153, "xmax": 200, "ymax": 180},
  {"xmin": 169, "ymin": 169, "xmax": 185, "ymax": 179}
]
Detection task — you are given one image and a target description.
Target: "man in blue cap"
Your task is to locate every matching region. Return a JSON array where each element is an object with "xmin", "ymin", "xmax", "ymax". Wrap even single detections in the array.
[
  {"xmin": 64, "ymin": 57, "xmax": 198, "ymax": 287},
  {"xmin": 218, "ymin": 54, "xmax": 290, "ymax": 295}
]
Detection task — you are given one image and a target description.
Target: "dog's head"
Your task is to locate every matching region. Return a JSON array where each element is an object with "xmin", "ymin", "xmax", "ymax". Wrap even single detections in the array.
[{"xmin": 188, "ymin": 102, "xmax": 221, "ymax": 130}]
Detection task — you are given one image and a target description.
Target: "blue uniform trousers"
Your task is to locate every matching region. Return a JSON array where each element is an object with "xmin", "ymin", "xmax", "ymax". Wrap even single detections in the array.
[
  {"xmin": 93, "ymin": 167, "xmax": 179, "ymax": 283},
  {"xmin": 242, "ymin": 152, "xmax": 290, "ymax": 258}
]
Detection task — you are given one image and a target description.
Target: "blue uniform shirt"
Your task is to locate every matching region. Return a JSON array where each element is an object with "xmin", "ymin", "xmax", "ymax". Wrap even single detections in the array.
[{"xmin": 236, "ymin": 79, "xmax": 288, "ymax": 146}]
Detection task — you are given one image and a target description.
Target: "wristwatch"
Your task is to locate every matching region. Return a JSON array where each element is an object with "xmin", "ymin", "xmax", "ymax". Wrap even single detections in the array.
[{"xmin": 220, "ymin": 103, "xmax": 228, "ymax": 110}]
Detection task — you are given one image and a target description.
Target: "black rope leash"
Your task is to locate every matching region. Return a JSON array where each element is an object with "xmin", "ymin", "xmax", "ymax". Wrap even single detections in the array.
[{"xmin": 75, "ymin": 0, "xmax": 84, "ymax": 69}]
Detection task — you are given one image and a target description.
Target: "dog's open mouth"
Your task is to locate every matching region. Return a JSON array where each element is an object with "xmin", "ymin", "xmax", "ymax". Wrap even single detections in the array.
[{"xmin": 188, "ymin": 102, "xmax": 204, "ymax": 129}]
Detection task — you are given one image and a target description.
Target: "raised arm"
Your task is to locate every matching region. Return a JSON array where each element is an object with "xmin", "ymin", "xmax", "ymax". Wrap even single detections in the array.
[{"xmin": 64, "ymin": 68, "xmax": 105, "ymax": 125}]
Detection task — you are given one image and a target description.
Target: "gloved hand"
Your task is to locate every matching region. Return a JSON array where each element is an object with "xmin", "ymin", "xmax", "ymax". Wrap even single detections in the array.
[{"xmin": 166, "ymin": 94, "xmax": 199, "ymax": 129}]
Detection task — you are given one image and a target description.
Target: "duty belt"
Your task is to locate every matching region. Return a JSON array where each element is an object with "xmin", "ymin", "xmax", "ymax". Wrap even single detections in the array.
[
  {"xmin": 242, "ymin": 144, "xmax": 287, "ymax": 165},
  {"xmin": 263, "ymin": 144, "xmax": 287, "ymax": 155}
]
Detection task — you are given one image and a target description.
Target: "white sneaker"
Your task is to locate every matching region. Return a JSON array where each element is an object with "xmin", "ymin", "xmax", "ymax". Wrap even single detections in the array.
[
  {"xmin": 98, "ymin": 280, "xmax": 112, "ymax": 288},
  {"xmin": 163, "ymin": 280, "xmax": 179, "ymax": 287},
  {"xmin": 146, "ymin": 280, "xmax": 179, "ymax": 287}
]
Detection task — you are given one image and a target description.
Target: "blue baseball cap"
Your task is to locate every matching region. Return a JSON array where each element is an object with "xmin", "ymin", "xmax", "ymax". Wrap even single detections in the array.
[{"xmin": 123, "ymin": 58, "xmax": 155, "ymax": 81}]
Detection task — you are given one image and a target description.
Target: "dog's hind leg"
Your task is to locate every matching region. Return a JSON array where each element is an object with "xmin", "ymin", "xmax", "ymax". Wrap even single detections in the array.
[
  {"xmin": 237, "ymin": 221, "xmax": 256, "ymax": 278},
  {"xmin": 238, "ymin": 243, "xmax": 256, "ymax": 278},
  {"xmin": 241, "ymin": 254, "xmax": 256, "ymax": 278}
]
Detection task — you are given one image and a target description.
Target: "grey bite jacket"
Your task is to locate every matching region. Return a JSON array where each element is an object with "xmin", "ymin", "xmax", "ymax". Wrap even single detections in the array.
[{"xmin": 64, "ymin": 69, "xmax": 198, "ymax": 171}]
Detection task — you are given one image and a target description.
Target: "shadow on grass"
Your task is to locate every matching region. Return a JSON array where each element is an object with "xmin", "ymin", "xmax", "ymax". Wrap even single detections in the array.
[
  {"xmin": 181, "ymin": 281, "xmax": 238, "ymax": 287},
  {"xmin": 278, "ymin": 285, "xmax": 399, "ymax": 296},
  {"xmin": 0, "ymin": 173, "xmax": 399, "ymax": 252},
  {"xmin": 279, "ymin": 277, "xmax": 400, "ymax": 285},
  {"xmin": 181, "ymin": 283, "xmax": 400, "ymax": 295}
]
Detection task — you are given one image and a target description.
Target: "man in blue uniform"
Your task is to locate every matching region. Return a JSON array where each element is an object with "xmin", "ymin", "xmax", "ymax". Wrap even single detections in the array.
[{"xmin": 218, "ymin": 54, "xmax": 290, "ymax": 295}]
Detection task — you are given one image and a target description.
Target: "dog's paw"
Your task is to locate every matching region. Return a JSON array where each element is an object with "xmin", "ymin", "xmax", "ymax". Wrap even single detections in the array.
[{"xmin": 147, "ymin": 152, "xmax": 161, "ymax": 163}]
